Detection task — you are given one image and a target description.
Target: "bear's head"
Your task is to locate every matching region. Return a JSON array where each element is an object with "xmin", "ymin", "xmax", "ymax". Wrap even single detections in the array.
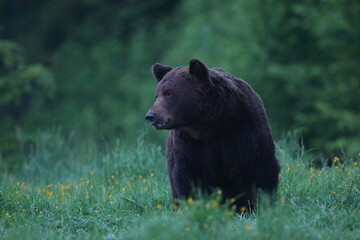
[{"xmin": 145, "ymin": 59, "xmax": 213, "ymax": 130}]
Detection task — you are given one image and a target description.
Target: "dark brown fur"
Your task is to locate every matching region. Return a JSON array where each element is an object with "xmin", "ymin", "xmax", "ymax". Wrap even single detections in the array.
[{"xmin": 145, "ymin": 59, "xmax": 280, "ymax": 210}]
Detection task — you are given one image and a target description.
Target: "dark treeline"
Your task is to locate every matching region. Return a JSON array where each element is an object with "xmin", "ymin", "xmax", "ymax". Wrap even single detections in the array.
[{"xmin": 1, "ymin": 0, "xmax": 359, "ymax": 167}]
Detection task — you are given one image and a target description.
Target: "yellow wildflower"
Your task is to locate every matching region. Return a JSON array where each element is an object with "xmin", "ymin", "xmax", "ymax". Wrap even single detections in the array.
[
  {"xmin": 187, "ymin": 197, "xmax": 194, "ymax": 205},
  {"xmin": 333, "ymin": 156, "xmax": 340, "ymax": 163},
  {"xmin": 155, "ymin": 204, "xmax": 162, "ymax": 209},
  {"xmin": 240, "ymin": 206, "xmax": 247, "ymax": 212},
  {"xmin": 108, "ymin": 194, "xmax": 113, "ymax": 198}
]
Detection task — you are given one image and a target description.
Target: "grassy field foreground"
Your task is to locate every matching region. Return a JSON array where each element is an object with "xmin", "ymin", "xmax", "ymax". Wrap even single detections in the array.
[{"xmin": 0, "ymin": 132, "xmax": 359, "ymax": 240}]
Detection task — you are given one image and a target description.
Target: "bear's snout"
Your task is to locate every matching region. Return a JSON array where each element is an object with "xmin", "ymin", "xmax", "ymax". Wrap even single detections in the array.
[
  {"xmin": 145, "ymin": 111, "xmax": 170, "ymax": 129},
  {"xmin": 145, "ymin": 112, "xmax": 156, "ymax": 124}
]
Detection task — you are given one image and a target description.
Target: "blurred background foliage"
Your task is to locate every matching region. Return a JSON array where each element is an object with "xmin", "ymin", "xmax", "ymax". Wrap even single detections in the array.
[{"xmin": 0, "ymin": 0, "xmax": 359, "ymax": 168}]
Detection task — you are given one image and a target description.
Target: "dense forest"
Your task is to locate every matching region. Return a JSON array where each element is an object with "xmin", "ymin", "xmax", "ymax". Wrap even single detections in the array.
[{"xmin": 1, "ymin": 0, "xmax": 359, "ymax": 168}]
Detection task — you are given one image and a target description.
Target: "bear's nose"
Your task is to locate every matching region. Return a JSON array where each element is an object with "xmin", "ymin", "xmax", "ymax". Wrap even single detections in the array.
[{"xmin": 145, "ymin": 112, "xmax": 156, "ymax": 123}]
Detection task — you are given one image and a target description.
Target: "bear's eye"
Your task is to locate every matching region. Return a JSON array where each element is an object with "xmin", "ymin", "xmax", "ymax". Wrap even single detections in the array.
[{"xmin": 163, "ymin": 91, "xmax": 172, "ymax": 97}]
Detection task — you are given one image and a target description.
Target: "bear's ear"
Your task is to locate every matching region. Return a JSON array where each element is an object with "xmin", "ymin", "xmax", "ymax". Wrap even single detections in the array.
[
  {"xmin": 152, "ymin": 63, "xmax": 173, "ymax": 82},
  {"xmin": 189, "ymin": 59, "xmax": 209, "ymax": 80}
]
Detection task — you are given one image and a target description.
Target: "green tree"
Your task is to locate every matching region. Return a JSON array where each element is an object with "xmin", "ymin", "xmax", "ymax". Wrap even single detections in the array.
[
  {"xmin": 233, "ymin": 0, "xmax": 360, "ymax": 154},
  {"xmin": 0, "ymin": 39, "xmax": 55, "ymax": 170}
]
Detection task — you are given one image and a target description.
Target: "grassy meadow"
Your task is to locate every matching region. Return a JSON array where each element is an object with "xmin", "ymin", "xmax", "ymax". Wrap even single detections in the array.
[{"xmin": 0, "ymin": 132, "xmax": 359, "ymax": 240}]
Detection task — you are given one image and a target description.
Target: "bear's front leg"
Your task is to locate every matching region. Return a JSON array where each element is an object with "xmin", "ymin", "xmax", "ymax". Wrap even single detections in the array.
[
  {"xmin": 167, "ymin": 130, "xmax": 196, "ymax": 200},
  {"xmin": 223, "ymin": 173, "xmax": 255, "ymax": 212},
  {"xmin": 168, "ymin": 159, "xmax": 192, "ymax": 199}
]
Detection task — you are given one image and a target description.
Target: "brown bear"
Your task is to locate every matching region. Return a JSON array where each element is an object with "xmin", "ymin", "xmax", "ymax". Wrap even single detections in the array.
[{"xmin": 145, "ymin": 59, "xmax": 280, "ymax": 211}]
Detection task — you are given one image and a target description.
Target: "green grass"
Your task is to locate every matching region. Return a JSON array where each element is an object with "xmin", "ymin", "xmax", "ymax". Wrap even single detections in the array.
[{"xmin": 1, "ymin": 132, "xmax": 359, "ymax": 240}]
